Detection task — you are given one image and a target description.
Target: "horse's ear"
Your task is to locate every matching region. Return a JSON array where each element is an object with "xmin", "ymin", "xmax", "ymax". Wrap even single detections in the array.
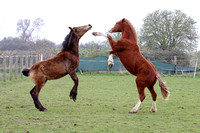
[
  {"xmin": 122, "ymin": 18, "xmax": 125, "ymax": 23},
  {"xmin": 68, "ymin": 27, "xmax": 73, "ymax": 31}
]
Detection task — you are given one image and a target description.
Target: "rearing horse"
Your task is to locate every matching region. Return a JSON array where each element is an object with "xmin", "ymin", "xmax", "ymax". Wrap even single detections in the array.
[
  {"xmin": 22, "ymin": 24, "xmax": 92, "ymax": 111},
  {"xmin": 93, "ymin": 19, "xmax": 169, "ymax": 113}
]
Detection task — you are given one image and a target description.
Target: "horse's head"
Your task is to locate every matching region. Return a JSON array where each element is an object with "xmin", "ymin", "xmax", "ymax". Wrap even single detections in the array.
[
  {"xmin": 109, "ymin": 18, "xmax": 125, "ymax": 33},
  {"xmin": 69, "ymin": 24, "xmax": 92, "ymax": 39},
  {"xmin": 62, "ymin": 24, "xmax": 92, "ymax": 52}
]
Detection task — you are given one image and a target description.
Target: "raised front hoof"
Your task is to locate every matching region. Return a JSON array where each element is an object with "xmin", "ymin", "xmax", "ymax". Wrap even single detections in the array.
[
  {"xmin": 69, "ymin": 92, "xmax": 77, "ymax": 102},
  {"xmin": 92, "ymin": 32, "xmax": 99, "ymax": 36},
  {"xmin": 150, "ymin": 108, "xmax": 157, "ymax": 112},
  {"xmin": 108, "ymin": 64, "xmax": 113, "ymax": 68}
]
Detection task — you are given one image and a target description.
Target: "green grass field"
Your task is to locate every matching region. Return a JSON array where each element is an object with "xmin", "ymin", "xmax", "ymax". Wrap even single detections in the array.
[{"xmin": 0, "ymin": 73, "xmax": 200, "ymax": 133}]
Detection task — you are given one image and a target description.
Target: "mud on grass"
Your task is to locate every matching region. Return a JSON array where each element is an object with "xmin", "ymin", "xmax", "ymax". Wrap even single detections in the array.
[{"xmin": 0, "ymin": 73, "xmax": 200, "ymax": 132}]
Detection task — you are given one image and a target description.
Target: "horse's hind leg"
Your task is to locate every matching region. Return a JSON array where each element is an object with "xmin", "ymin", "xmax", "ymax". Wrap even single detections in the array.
[
  {"xmin": 148, "ymin": 85, "xmax": 157, "ymax": 112},
  {"xmin": 69, "ymin": 72, "xmax": 79, "ymax": 101},
  {"xmin": 30, "ymin": 86, "xmax": 39, "ymax": 109},
  {"xmin": 30, "ymin": 78, "xmax": 47, "ymax": 111}
]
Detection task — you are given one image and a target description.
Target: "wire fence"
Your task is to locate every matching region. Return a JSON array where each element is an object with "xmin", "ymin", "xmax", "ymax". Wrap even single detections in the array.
[{"xmin": 78, "ymin": 56, "xmax": 199, "ymax": 74}]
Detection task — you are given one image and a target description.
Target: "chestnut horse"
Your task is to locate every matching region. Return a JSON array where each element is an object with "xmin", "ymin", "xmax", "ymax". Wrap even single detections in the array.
[
  {"xmin": 93, "ymin": 19, "xmax": 170, "ymax": 113},
  {"xmin": 22, "ymin": 24, "xmax": 92, "ymax": 111}
]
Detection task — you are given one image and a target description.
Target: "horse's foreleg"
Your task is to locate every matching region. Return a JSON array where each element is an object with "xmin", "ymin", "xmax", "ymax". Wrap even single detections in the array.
[
  {"xmin": 108, "ymin": 54, "xmax": 114, "ymax": 68},
  {"xmin": 107, "ymin": 35, "xmax": 126, "ymax": 52},
  {"xmin": 107, "ymin": 34, "xmax": 117, "ymax": 49},
  {"xmin": 69, "ymin": 72, "xmax": 79, "ymax": 102},
  {"xmin": 107, "ymin": 35, "xmax": 118, "ymax": 69},
  {"xmin": 108, "ymin": 50, "xmax": 119, "ymax": 68}
]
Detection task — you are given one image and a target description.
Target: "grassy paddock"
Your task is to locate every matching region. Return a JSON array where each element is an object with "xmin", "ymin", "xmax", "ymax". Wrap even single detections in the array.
[{"xmin": 0, "ymin": 73, "xmax": 200, "ymax": 132}]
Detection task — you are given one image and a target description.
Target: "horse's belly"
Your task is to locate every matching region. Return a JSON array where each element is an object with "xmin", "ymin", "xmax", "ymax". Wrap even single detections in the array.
[
  {"xmin": 46, "ymin": 71, "xmax": 67, "ymax": 80},
  {"xmin": 118, "ymin": 55, "xmax": 137, "ymax": 75},
  {"xmin": 118, "ymin": 52, "xmax": 157, "ymax": 77},
  {"xmin": 44, "ymin": 67, "xmax": 67, "ymax": 80},
  {"xmin": 44, "ymin": 61, "xmax": 79, "ymax": 80},
  {"xmin": 36, "ymin": 62, "xmax": 67, "ymax": 80},
  {"xmin": 122, "ymin": 63, "xmax": 137, "ymax": 75}
]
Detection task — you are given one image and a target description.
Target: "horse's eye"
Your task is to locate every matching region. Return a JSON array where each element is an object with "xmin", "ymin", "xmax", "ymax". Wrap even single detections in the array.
[
  {"xmin": 75, "ymin": 27, "xmax": 80, "ymax": 31},
  {"xmin": 74, "ymin": 28, "xmax": 78, "ymax": 32}
]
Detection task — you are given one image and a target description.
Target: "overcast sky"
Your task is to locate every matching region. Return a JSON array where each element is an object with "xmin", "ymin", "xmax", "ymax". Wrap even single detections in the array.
[{"xmin": 0, "ymin": 0, "xmax": 200, "ymax": 49}]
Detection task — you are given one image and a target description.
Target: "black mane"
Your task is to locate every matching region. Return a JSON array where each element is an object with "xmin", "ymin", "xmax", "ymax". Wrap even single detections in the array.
[{"xmin": 62, "ymin": 30, "xmax": 73, "ymax": 51}]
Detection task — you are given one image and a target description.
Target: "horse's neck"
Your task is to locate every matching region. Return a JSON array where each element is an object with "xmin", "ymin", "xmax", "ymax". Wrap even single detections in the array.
[
  {"xmin": 122, "ymin": 25, "xmax": 137, "ymax": 43},
  {"xmin": 62, "ymin": 33, "xmax": 79, "ymax": 57},
  {"xmin": 69, "ymin": 41, "xmax": 79, "ymax": 57},
  {"xmin": 122, "ymin": 26, "xmax": 140, "ymax": 52}
]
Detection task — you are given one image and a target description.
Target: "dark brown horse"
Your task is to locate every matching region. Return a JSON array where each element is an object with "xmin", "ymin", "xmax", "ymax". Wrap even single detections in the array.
[
  {"xmin": 22, "ymin": 24, "xmax": 92, "ymax": 111},
  {"xmin": 93, "ymin": 19, "xmax": 170, "ymax": 113}
]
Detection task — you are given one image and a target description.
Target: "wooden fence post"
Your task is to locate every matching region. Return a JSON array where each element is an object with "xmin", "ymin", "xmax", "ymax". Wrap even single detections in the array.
[
  {"xmin": 26, "ymin": 55, "xmax": 28, "ymax": 68},
  {"xmin": 174, "ymin": 56, "xmax": 177, "ymax": 75},
  {"xmin": 20, "ymin": 56, "xmax": 23, "ymax": 78},
  {"xmin": 31, "ymin": 55, "xmax": 34, "ymax": 67},
  {"xmin": 36, "ymin": 55, "xmax": 39, "ymax": 63},
  {"xmin": 3, "ymin": 56, "xmax": 6, "ymax": 82},
  {"xmin": 9, "ymin": 56, "xmax": 13, "ymax": 80},
  {"xmin": 15, "ymin": 56, "xmax": 18, "ymax": 79}
]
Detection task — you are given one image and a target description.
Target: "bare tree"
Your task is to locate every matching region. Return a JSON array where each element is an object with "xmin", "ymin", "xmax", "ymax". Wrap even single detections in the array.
[
  {"xmin": 35, "ymin": 39, "xmax": 56, "ymax": 52},
  {"xmin": 17, "ymin": 18, "xmax": 44, "ymax": 41},
  {"xmin": 17, "ymin": 19, "xmax": 31, "ymax": 41}
]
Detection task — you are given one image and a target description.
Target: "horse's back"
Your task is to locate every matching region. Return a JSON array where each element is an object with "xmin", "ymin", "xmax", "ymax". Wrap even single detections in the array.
[{"xmin": 29, "ymin": 51, "xmax": 79, "ymax": 80}]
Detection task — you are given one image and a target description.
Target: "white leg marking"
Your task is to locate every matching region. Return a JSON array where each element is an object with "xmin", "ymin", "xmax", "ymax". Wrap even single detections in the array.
[
  {"xmin": 150, "ymin": 101, "xmax": 157, "ymax": 112},
  {"xmin": 108, "ymin": 54, "xmax": 114, "ymax": 67},
  {"xmin": 129, "ymin": 100, "xmax": 141, "ymax": 113}
]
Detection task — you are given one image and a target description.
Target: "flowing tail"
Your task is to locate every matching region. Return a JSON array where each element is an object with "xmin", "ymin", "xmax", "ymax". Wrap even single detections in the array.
[
  {"xmin": 156, "ymin": 75, "xmax": 170, "ymax": 100},
  {"xmin": 22, "ymin": 68, "xmax": 30, "ymax": 77}
]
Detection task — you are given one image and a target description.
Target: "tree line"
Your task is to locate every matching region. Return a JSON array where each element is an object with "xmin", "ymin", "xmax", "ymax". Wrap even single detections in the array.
[
  {"xmin": 0, "ymin": 10, "xmax": 199, "ymax": 63},
  {"xmin": 0, "ymin": 17, "xmax": 56, "ymax": 53}
]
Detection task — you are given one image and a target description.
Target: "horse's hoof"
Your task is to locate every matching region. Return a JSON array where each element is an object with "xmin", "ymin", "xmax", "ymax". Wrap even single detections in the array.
[
  {"xmin": 129, "ymin": 111, "xmax": 137, "ymax": 113},
  {"xmin": 92, "ymin": 32, "xmax": 97, "ymax": 36},
  {"xmin": 92, "ymin": 32, "xmax": 101, "ymax": 36},
  {"xmin": 129, "ymin": 108, "xmax": 138, "ymax": 113},
  {"xmin": 150, "ymin": 108, "xmax": 157, "ymax": 112},
  {"xmin": 69, "ymin": 93, "xmax": 77, "ymax": 102},
  {"xmin": 108, "ymin": 64, "xmax": 113, "ymax": 68},
  {"xmin": 70, "ymin": 96, "xmax": 76, "ymax": 102},
  {"xmin": 42, "ymin": 109, "xmax": 47, "ymax": 112},
  {"xmin": 39, "ymin": 107, "xmax": 47, "ymax": 112}
]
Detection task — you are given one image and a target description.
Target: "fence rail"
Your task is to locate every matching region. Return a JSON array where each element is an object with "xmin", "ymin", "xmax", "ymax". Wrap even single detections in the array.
[
  {"xmin": 0, "ymin": 54, "xmax": 199, "ymax": 82},
  {"xmin": 0, "ymin": 55, "xmax": 40, "ymax": 81}
]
